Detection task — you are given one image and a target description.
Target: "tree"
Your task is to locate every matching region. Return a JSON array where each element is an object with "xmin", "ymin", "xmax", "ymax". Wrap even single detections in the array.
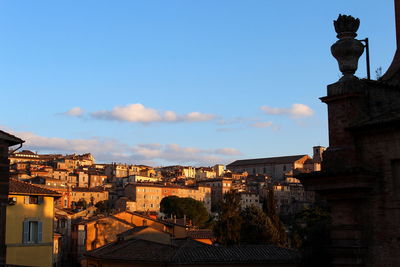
[
  {"xmin": 291, "ymin": 204, "xmax": 331, "ymax": 266},
  {"xmin": 262, "ymin": 189, "xmax": 288, "ymax": 247},
  {"xmin": 90, "ymin": 196, "xmax": 95, "ymax": 206},
  {"xmin": 240, "ymin": 205, "xmax": 271, "ymax": 244},
  {"xmin": 213, "ymin": 191, "xmax": 242, "ymax": 245},
  {"xmin": 95, "ymin": 200, "xmax": 111, "ymax": 214},
  {"xmin": 75, "ymin": 198, "xmax": 87, "ymax": 209},
  {"xmin": 160, "ymin": 196, "xmax": 209, "ymax": 227}
]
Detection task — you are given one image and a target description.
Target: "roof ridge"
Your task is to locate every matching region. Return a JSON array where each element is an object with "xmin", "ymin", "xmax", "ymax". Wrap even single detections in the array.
[{"xmin": 9, "ymin": 178, "xmax": 61, "ymax": 196}]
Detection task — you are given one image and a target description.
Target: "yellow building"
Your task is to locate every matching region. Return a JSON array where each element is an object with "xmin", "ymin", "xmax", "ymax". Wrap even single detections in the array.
[
  {"xmin": 6, "ymin": 178, "xmax": 61, "ymax": 267},
  {"xmin": 123, "ymin": 183, "xmax": 211, "ymax": 212}
]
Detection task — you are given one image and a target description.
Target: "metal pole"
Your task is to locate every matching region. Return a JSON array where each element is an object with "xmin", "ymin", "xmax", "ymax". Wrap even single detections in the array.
[
  {"xmin": 365, "ymin": 38, "xmax": 371, "ymax": 80},
  {"xmin": 360, "ymin": 38, "xmax": 371, "ymax": 80}
]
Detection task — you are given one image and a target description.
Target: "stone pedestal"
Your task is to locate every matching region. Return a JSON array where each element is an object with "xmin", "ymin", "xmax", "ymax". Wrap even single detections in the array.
[{"xmin": 300, "ymin": 78, "xmax": 400, "ymax": 266}]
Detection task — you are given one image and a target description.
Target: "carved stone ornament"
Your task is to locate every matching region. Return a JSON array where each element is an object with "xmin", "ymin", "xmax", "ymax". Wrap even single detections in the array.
[{"xmin": 331, "ymin": 14, "xmax": 365, "ymax": 81}]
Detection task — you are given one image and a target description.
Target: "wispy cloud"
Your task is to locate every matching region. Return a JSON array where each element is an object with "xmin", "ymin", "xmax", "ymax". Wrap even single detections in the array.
[
  {"xmin": 90, "ymin": 103, "xmax": 215, "ymax": 124},
  {"xmin": 250, "ymin": 121, "xmax": 273, "ymax": 128},
  {"xmin": 61, "ymin": 107, "xmax": 84, "ymax": 117},
  {"xmin": 16, "ymin": 131, "xmax": 122, "ymax": 155},
  {"xmin": 131, "ymin": 143, "xmax": 241, "ymax": 166},
  {"xmin": 8, "ymin": 129, "xmax": 239, "ymax": 166},
  {"xmin": 260, "ymin": 103, "xmax": 314, "ymax": 119},
  {"xmin": 214, "ymin": 148, "xmax": 241, "ymax": 156}
]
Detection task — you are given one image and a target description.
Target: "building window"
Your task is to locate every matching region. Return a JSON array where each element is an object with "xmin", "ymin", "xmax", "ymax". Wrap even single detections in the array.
[
  {"xmin": 23, "ymin": 220, "xmax": 43, "ymax": 244},
  {"xmin": 24, "ymin": 196, "xmax": 43, "ymax": 205}
]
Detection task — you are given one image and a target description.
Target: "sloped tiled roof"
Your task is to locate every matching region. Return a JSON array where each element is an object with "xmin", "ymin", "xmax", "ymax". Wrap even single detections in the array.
[
  {"xmin": 186, "ymin": 229, "xmax": 214, "ymax": 240},
  {"xmin": 86, "ymin": 239, "xmax": 176, "ymax": 263},
  {"xmin": 9, "ymin": 179, "xmax": 61, "ymax": 197},
  {"xmin": 85, "ymin": 237, "xmax": 300, "ymax": 264},
  {"xmin": 171, "ymin": 245, "xmax": 299, "ymax": 264},
  {"xmin": 227, "ymin": 155, "xmax": 309, "ymax": 167},
  {"xmin": 0, "ymin": 130, "xmax": 24, "ymax": 146},
  {"xmin": 117, "ymin": 226, "xmax": 149, "ymax": 239}
]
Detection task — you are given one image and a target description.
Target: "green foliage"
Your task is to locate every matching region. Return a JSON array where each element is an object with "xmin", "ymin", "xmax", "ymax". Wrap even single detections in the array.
[
  {"xmin": 213, "ymin": 191, "xmax": 242, "ymax": 245},
  {"xmin": 95, "ymin": 200, "xmax": 112, "ymax": 214},
  {"xmin": 160, "ymin": 196, "xmax": 209, "ymax": 227},
  {"xmin": 90, "ymin": 196, "xmax": 95, "ymax": 206},
  {"xmin": 240, "ymin": 205, "xmax": 271, "ymax": 244},
  {"xmin": 214, "ymin": 189, "xmax": 289, "ymax": 247},
  {"xmin": 291, "ymin": 204, "xmax": 331, "ymax": 267},
  {"xmin": 75, "ymin": 198, "xmax": 87, "ymax": 209},
  {"xmin": 262, "ymin": 189, "xmax": 288, "ymax": 247}
]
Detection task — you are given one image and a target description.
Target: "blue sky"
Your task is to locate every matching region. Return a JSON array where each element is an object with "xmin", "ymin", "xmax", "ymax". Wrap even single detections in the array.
[{"xmin": 0, "ymin": 0, "xmax": 396, "ymax": 166}]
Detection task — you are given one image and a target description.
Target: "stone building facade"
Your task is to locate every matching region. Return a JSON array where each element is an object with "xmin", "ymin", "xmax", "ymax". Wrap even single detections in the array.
[
  {"xmin": 300, "ymin": 11, "xmax": 400, "ymax": 267},
  {"xmin": 227, "ymin": 154, "xmax": 315, "ymax": 181},
  {"xmin": 124, "ymin": 183, "xmax": 211, "ymax": 212}
]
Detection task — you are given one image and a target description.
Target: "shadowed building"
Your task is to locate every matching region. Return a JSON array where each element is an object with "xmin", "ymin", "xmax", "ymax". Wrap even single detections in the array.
[
  {"xmin": 0, "ymin": 130, "xmax": 24, "ymax": 265},
  {"xmin": 300, "ymin": 4, "xmax": 400, "ymax": 266},
  {"xmin": 84, "ymin": 236, "xmax": 300, "ymax": 267}
]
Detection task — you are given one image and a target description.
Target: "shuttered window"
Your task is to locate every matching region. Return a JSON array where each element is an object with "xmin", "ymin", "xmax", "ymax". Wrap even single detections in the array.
[
  {"xmin": 22, "ymin": 220, "xmax": 43, "ymax": 244},
  {"xmin": 23, "ymin": 196, "xmax": 44, "ymax": 205}
]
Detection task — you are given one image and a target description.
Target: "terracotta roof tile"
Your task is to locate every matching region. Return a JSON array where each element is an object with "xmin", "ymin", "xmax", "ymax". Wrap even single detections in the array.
[
  {"xmin": 186, "ymin": 229, "xmax": 214, "ymax": 239},
  {"xmin": 171, "ymin": 245, "xmax": 300, "ymax": 264},
  {"xmin": 86, "ymin": 239, "xmax": 176, "ymax": 262},
  {"xmin": 85, "ymin": 238, "xmax": 300, "ymax": 264},
  {"xmin": 9, "ymin": 178, "xmax": 61, "ymax": 197}
]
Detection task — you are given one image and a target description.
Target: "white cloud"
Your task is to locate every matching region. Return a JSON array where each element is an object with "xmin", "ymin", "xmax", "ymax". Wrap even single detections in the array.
[
  {"xmin": 91, "ymin": 104, "xmax": 163, "ymax": 123},
  {"xmin": 16, "ymin": 131, "xmax": 122, "ymax": 155},
  {"xmin": 90, "ymin": 103, "xmax": 215, "ymax": 123},
  {"xmin": 250, "ymin": 121, "xmax": 273, "ymax": 128},
  {"xmin": 131, "ymin": 143, "xmax": 238, "ymax": 166},
  {"xmin": 214, "ymin": 148, "xmax": 242, "ymax": 156},
  {"xmin": 261, "ymin": 103, "xmax": 314, "ymax": 119},
  {"xmin": 62, "ymin": 107, "xmax": 84, "ymax": 117},
  {"xmin": 182, "ymin": 112, "xmax": 215, "ymax": 122},
  {"xmin": 8, "ymin": 129, "xmax": 239, "ymax": 166}
]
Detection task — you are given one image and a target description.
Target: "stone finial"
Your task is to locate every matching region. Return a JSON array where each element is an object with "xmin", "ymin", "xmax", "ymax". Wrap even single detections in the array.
[
  {"xmin": 334, "ymin": 14, "xmax": 360, "ymax": 39},
  {"xmin": 331, "ymin": 14, "xmax": 364, "ymax": 81}
]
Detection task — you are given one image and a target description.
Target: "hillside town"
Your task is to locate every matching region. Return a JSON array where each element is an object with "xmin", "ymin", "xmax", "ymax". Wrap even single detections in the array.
[
  {"xmin": 2, "ymin": 1, "xmax": 400, "ymax": 266},
  {"xmin": 1, "ymin": 131, "xmax": 324, "ymax": 266}
]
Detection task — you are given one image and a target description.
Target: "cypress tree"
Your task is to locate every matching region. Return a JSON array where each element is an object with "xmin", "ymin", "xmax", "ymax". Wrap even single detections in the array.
[{"xmin": 213, "ymin": 191, "xmax": 242, "ymax": 245}]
